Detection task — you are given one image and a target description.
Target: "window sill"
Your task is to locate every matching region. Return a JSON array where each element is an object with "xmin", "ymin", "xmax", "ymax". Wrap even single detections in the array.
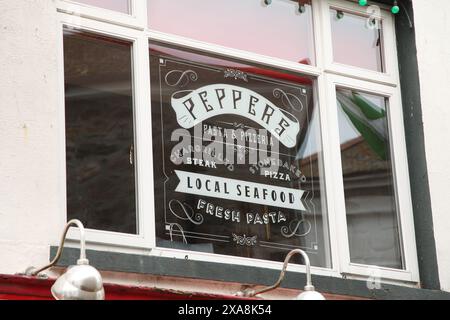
[{"xmin": 50, "ymin": 247, "xmax": 450, "ymax": 300}]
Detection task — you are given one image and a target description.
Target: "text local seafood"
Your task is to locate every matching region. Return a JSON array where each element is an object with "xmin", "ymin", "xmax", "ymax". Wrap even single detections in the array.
[{"xmin": 186, "ymin": 175, "xmax": 297, "ymax": 205}]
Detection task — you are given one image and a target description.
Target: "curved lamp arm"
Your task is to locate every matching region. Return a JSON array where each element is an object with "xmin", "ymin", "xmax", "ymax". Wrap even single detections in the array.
[
  {"xmin": 236, "ymin": 249, "xmax": 313, "ymax": 297},
  {"xmin": 25, "ymin": 219, "xmax": 87, "ymax": 276}
]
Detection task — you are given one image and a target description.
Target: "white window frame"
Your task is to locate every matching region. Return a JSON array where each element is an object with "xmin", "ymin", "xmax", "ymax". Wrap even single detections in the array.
[
  {"xmin": 319, "ymin": 0, "xmax": 399, "ymax": 86},
  {"xmin": 57, "ymin": 14, "xmax": 155, "ymax": 249},
  {"xmin": 57, "ymin": 0, "xmax": 147, "ymax": 29},
  {"xmin": 324, "ymin": 74, "xmax": 419, "ymax": 282},
  {"xmin": 56, "ymin": 0, "xmax": 420, "ymax": 285}
]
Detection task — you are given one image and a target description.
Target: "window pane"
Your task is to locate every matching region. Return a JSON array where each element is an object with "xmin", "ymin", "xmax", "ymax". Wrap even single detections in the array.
[
  {"xmin": 64, "ymin": 30, "xmax": 137, "ymax": 234},
  {"xmin": 75, "ymin": 0, "xmax": 130, "ymax": 14},
  {"xmin": 150, "ymin": 42, "xmax": 331, "ymax": 267},
  {"xmin": 330, "ymin": 8, "xmax": 384, "ymax": 72},
  {"xmin": 148, "ymin": 0, "xmax": 315, "ymax": 65},
  {"xmin": 336, "ymin": 88, "xmax": 403, "ymax": 269}
]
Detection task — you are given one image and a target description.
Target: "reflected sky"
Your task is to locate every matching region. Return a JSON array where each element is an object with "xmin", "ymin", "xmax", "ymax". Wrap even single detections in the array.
[
  {"xmin": 75, "ymin": 0, "xmax": 130, "ymax": 13},
  {"xmin": 148, "ymin": 0, "xmax": 315, "ymax": 64},
  {"xmin": 330, "ymin": 8, "xmax": 384, "ymax": 72}
]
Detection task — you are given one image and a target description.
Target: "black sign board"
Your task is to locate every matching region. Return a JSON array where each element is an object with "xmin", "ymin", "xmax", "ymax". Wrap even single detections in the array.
[{"xmin": 150, "ymin": 43, "xmax": 328, "ymax": 266}]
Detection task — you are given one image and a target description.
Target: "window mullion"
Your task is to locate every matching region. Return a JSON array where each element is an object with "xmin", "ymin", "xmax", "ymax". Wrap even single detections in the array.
[
  {"xmin": 133, "ymin": 33, "xmax": 155, "ymax": 247},
  {"xmin": 313, "ymin": 0, "xmax": 345, "ymax": 275},
  {"xmin": 311, "ymin": 0, "xmax": 327, "ymax": 71},
  {"xmin": 323, "ymin": 74, "xmax": 353, "ymax": 275},
  {"xmin": 316, "ymin": 73, "xmax": 344, "ymax": 274},
  {"xmin": 131, "ymin": 0, "xmax": 148, "ymax": 28}
]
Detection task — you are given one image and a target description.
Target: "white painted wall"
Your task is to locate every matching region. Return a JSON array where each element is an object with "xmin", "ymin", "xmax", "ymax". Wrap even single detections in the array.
[
  {"xmin": 412, "ymin": 0, "xmax": 450, "ymax": 291},
  {"xmin": 0, "ymin": 0, "xmax": 63, "ymax": 274}
]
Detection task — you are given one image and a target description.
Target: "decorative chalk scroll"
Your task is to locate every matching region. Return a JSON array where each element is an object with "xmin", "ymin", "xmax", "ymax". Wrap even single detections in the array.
[{"xmin": 170, "ymin": 84, "xmax": 300, "ymax": 148}]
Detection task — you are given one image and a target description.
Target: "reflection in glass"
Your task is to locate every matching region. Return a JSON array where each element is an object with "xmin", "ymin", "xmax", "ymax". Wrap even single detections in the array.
[
  {"xmin": 150, "ymin": 42, "xmax": 330, "ymax": 267},
  {"xmin": 148, "ymin": 0, "xmax": 315, "ymax": 65},
  {"xmin": 64, "ymin": 30, "xmax": 137, "ymax": 234},
  {"xmin": 75, "ymin": 0, "xmax": 130, "ymax": 14},
  {"xmin": 336, "ymin": 88, "xmax": 403, "ymax": 269},
  {"xmin": 330, "ymin": 9, "xmax": 384, "ymax": 72}
]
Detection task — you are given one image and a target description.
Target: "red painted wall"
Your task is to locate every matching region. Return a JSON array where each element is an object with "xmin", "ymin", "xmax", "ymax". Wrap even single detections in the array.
[{"xmin": 0, "ymin": 275, "xmax": 249, "ymax": 300}]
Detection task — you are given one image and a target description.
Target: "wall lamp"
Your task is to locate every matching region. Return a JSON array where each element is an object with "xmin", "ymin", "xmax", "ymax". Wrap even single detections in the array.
[
  {"xmin": 23, "ymin": 219, "xmax": 105, "ymax": 300},
  {"xmin": 235, "ymin": 249, "xmax": 325, "ymax": 300}
]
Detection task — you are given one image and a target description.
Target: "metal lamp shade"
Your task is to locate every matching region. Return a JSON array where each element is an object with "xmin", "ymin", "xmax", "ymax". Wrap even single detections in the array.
[
  {"xmin": 295, "ymin": 288, "xmax": 326, "ymax": 300},
  {"xmin": 51, "ymin": 264, "xmax": 105, "ymax": 300}
]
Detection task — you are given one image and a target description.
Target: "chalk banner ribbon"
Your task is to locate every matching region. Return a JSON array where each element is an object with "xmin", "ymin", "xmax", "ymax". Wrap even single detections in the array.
[
  {"xmin": 171, "ymin": 84, "xmax": 300, "ymax": 148},
  {"xmin": 175, "ymin": 170, "xmax": 306, "ymax": 211}
]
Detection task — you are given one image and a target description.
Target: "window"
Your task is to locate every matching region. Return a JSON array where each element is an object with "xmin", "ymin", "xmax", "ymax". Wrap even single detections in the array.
[
  {"xmin": 336, "ymin": 88, "xmax": 402, "ymax": 269},
  {"xmin": 330, "ymin": 8, "xmax": 384, "ymax": 72},
  {"xmin": 58, "ymin": 0, "xmax": 419, "ymax": 284},
  {"xmin": 75, "ymin": 0, "xmax": 131, "ymax": 13},
  {"xmin": 149, "ymin": 42, "xmax": 330, "ymax": 267},
  {"xmin": 64, "ymin": 29, "xmax": 137, "ymax": 234}
]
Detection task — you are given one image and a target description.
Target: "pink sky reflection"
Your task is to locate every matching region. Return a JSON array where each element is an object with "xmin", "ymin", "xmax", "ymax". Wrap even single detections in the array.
[
  {"xmin": 330, "ymin": 9, "xmax": 384, "ymax": 72},
  {"xmin": 76, "ymin": 0, "xmax": 129, "ymax": 13},
  {"xmin": 148, "ymin": 0, "xmax": 315, "ymax": 65}
]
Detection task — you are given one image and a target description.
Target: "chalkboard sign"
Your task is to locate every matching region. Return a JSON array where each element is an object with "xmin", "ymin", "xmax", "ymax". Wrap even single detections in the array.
[{"xmin": 150, "ymin": 43, "xmax": 330, "ymax": 267}]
